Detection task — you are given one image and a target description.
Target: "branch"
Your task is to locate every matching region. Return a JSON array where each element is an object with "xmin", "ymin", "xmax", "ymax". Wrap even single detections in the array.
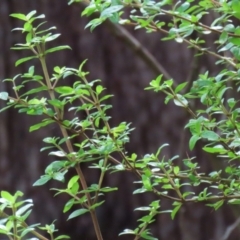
[
  {"xmin": 0, "ymin": 210, "xmax": 49, "ymax": 240},
  {"xmin": 78, "ymin": 0, "xmax": 172, "ymax": 80},
  {"xmin": 105, "ymin": 21, "xmax": 172, "ymax": 80},
  {"xmin": 221, "ymin": 217, "xmax": 240, "ymax": 240}
]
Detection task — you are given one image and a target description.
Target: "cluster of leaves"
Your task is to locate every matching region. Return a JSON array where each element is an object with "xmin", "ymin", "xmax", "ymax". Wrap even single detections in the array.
[
  {"xmin": 68, "ymin": 0, "xmax": 240, "ymax": 237},
  {"xmin": 2, "ymin": 0, "xmax": 240, "ymax": 239},
  {"xmin": 0, "ymin": 191, "xmax": 68, "ymax": 240},
  {"xmin": 0, "ymin": 10, "xmax": 135, "ymax": 240}
]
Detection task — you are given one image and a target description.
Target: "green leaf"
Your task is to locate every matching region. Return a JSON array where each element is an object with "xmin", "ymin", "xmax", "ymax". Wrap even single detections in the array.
[
  {"xmin": 0, "ymin": 92, "xmax": 9, "ymax": 100},
  {"xmin": 232, "ymin": 0, "xmax": 240, "ymax": 19},
  {"xmin": 13, "ymin": 190, "xmax": 24, "ymax": 199},
  {"xmin": 155, "ymin": 143, "xmax": 169, "ymax": 157},
  {"xmin": 96, "ymin": 85, "xmax": 104, "ymax": 95},
  {"xmin": 63, "ymin": 199, "xmax": 75, "ymax": 213},
  {"xmin": 173, "ymin": 166, "xmax": 179, "ymax": 175},
  {"xmin": 176, "ymin": 2, "xmax": 190, "ymax": 12},
  {"xmin": 100, "ymin": 187, "xmax": 118, "ymax": 192},
  {"xmin": 229, "ymin": 37, "xmax": 240, "ymax": 46},
  {"xmin": 85, "ymin": 18, "xmax": 105, "ymax": 31},
  {"xmin": 173, "ymin": 94, "xmax": 188, "ymax": 107},
  {"xmin": 44, "ymin": 45, "xmax": 71, "ymax": 54},
  {"xmin": 134, "ymin": 207, "xmax": 151, "ymax": 211},
  {"xmin": 219, "ymin": 31, "xmax": 228, "ymax": 45},
  {"xmin": 175, "ymin": 82, "xmax": 188, "ymax": 93},
  {"xmin": 10, "ymin": 13, "xmax": 27, "ymax": 21},
  {"xmin": 54, "ymin": 66, "xmax": 61, "ymax": 73},
  {"xmin": 1, "ymin": 191, "xmax": 14, "ymax": 203},
  {"xmin": 26, "ymin": 10, "xmax": 37, "ymax": 20},
  {"xmin": 140, "ymin": 231, "xmax": 158, "ymax": 240},
  {"xmin": 43, "ymin": 137, "xmax": 58, "ymax": 144},
  {"xmin": 189, "ymin": 135, "xmax": 200, "ymax": 150},
  {"xmin": 21, "ymin": 86, "xmax": 48, "ymax": 96},
  {"xmin": 171, "ymin": 202, "xmax": 182, "ymax": 219},
  {"xmin": 0, "ymin": 103, "xmax": 15, "ymax": 112},
  {"xmin": 99, "ymin": 94, "xmax": 113, "ymax": 102},
  {"xmin": 231, "ymin": 46, "xmax": 240, "ymax": 61},
  {"xmin": 15, "ymin": 56, "xmax": 37, "ymax": 67},
  {"xmin": 68, "ymin": 176, "xmax": 79, "ymax": 189},
  {"xmin": 23, "ymin": 22, "xmax": 32, "ymax": 32},
  {"xmin": 203, "ymin": 145, "xmax": 226, "ymax": 154},
  {"xmin": 16, "ymin": 203, "xmax": 33, "ymax": 216},
  {"xmin": 20, "ymin": 209, "xmax": 32, "ymax": 222},
  {"xmin": 142, "ymin": 175, "xmax": 152, "ymax": 191},
  {"xmin": 29, "ymin": 119, "xmax": 54, "ymax": 132},
  {"xmin": 82, "ymin": 5, "xmax": 97, "ymax": 17},
  {"xmin": 33, "ymin": 175, "xmax": 51, "ymax": 186},
  {"xmin": 89, "ymin": 200, "xmax": 105, "ymax": 210},
  {"xmin": 119, "ymin": 229, "xmax": 136, "ymax": 236},
  {"xmin": 100, "ymin": 5, "xmax": 123, "ymax": 18},
  {"xmin": 53, "ymin": 172, "xmax": 66, "ymax": 182},
  {"xmin": 163, "ymin": 79, "xmax": 173, "ymax": 88},
  {"xmin": 162, "ymin": 184, "xmax": 173, "ymax": 189},
  {"xmin": 133, "ymin": 188, "xmax": 147, "ymax": 194},
  {"xmin": 206, "ymin": 200, "xmax": 224, "ymax": 210},
  {"xmin": 228, "ymin": 199, "xmax": 240, "ymax": 204},
  {"xmin": 55, "ymin": 86, "xmax": 74, "ymax": 94},
  {"xmin": 109, "ymin": 12, "xmax": 120, "ymax": 23},
  {"xmin": 227, "ymin": 98, "xmax": 236, "ymax": 108},
  {"xmin": 48, "ymin": 99, "xmax": 64, "ymax": 108},
  {"xmin": 40, "ymin": 146, "xmax": 55, "ymax": 152},
  {"xmin": 49, "ymin": 151, "xmax": 66, "ymax": 157},
  {"xmin": 45, "ymin": 34, "xmax": 61, "ymax": 42},
  {"xmin": 55, "ymin": 235, "xmax": 70, "ymax": 240},
  {"xmin": 34, "ymin": 14, "xmax": 45, "ymax": 20},
  {"xmin": 201, "ymin": 131, "xmax": 219, "ymax": 141},
  {"xmin": 68, "ymin": 208, "xmax": 89, "ymax": 220}
]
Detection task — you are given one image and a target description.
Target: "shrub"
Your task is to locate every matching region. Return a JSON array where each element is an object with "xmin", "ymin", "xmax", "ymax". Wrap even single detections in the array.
[{"xmin": 1, "ymin": 0, "xmax": 240, "ymax": 239}]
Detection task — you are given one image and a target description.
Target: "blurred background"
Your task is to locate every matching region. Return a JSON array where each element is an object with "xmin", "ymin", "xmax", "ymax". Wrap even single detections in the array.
[{"xmin": 0, "ymin": 0, "xmax": 239, "ymax": 239}]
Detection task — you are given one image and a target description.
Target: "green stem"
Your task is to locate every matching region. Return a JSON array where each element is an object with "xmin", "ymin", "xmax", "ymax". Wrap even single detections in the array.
[
  {"xmin": 122, "ymin": 1, "xmax": 240, "ymax": 39},
  {"xmin": 93, "ymin": 155, "xmax": 108, "ymax": 204},
  {"xmin": 12, "ymin": 206, "xmax": 17, "ymax": 240},
  {"xmin": 134, "ymin": 211, "xmax": 157, "ymax": 240},
  {"xmin": 148, "ymin": 22, "xmax": 236, "ymax": 68},
  {"xmin": 0, "ymin": 210, "xmax": 49, "ymax": 240},
  {"xmin": 38, "ymin": 55, "xmax": 103, "ymax": 240},
  {"xmin": 160, "ymin": 164, "xmax": 183, "ymax": 200}
]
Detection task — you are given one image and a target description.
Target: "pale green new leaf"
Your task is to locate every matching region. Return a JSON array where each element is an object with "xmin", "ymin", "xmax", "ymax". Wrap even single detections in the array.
[
  {"xmin": 68, "ymin": 208, "xmax": 89, "ymax": 220},
  {"xmin": 44, "ymin": 45, "xmax": 71, "ymax": 54},
  {"xmin": 0, "ymin": 92, "xmax": 9, "ymax": 101},
  {"xmin": 10, "ymin": 13, "xmax": 27, "ymax": 21},
  {"xmin": 100, "ymin": 5, "xmax": 123, "ymax": 18},
  {"xmin": 173, "ymin": 94, "xmax": 188, "ymax": 107}
]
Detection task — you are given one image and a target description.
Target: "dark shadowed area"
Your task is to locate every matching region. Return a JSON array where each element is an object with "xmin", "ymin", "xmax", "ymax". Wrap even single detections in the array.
[{"xmin": 0, "ymin": 0, "xmax": 240, "ymax": 239}]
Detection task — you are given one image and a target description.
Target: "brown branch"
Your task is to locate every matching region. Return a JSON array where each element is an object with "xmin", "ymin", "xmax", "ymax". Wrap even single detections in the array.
[{"xmin": 105, "ymin": 21, "xmax": 172, "ymax": 80}]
